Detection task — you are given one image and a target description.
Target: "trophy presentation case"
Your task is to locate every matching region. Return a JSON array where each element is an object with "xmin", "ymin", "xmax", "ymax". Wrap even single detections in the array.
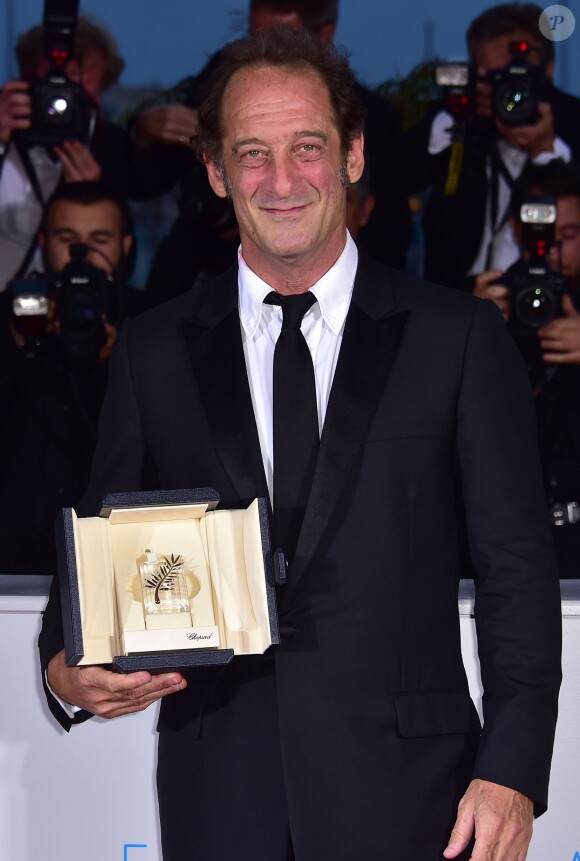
[{"xmin": 56, "ymin": 489, "xmax": 280, "ymax": 671}]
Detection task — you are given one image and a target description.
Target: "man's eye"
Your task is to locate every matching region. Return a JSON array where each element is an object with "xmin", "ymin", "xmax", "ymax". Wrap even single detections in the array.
[
  {"xmin": 241, "ymin": 149, "xmax": 265, "ymax": 161},
  {"xmin": 296, "ymin": 143, "xmax": 321, "ymax": 158}
]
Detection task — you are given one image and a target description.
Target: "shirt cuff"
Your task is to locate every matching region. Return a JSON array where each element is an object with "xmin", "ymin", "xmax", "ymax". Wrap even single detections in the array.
[
  {"xmin": 532, "ymin": 136, "xmax": 571, "ymax": 165},
  {"xmin": 428, "ymin": 110, "xmax": 454, "ymax": 154},
  {"xmin": 45, "ymin": 669, "xmax": 82, "ymax": 719}
]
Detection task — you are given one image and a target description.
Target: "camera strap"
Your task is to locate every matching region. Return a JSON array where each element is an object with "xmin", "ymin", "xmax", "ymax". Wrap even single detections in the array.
[
  {"xmin": 443, "ymin": 121, "xmax": 467, "ymax": 198},
  {"xmin": 11, "ymin": 139, "xmax": 55, "ymax": 280},
  {"xmin": 14, "ymin": 138, "xmax": 49, "ymax": 207}
]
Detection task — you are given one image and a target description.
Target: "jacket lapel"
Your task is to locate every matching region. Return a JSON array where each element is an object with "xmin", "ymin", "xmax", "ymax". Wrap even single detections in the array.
[
  {"xmin": 182, "ymin": 267, "xmax": 268, "ymax": 504},
  {"xmin": 285, "ymin": 253, "xmax": 408, "ymax": 598}
]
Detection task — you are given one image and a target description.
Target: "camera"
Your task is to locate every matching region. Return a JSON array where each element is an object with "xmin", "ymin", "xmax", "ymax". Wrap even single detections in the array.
[
  {"xmin": 19, "ymin": 0, "xmax": 91, "ymax": 147},
  {"xmin": 435, "ymin": 41, "xmax": 550, "ymax": 126},
  {"xmin": 501, "ymin": 198, "xmax": 566, "ymax": 331},
  {"xmin": 485, "ymin": 40, "xmax": 549, "ymax": 127},
  {"xmin": 10, "ymin": 243, "xmax": 118, "ymax": 362},
  {"xmin": 435, "ymin": 62, "xmax": 475, "ymax": 119}
]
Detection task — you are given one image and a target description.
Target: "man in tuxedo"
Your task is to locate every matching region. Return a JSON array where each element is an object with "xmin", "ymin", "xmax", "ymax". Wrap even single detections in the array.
[{"xmin": 40, "ymin": 26, "xmax": 561, "ymax": 861}]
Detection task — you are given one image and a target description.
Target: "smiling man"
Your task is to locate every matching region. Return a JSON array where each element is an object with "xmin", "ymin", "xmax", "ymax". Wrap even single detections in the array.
[{"xmin": 39, "ymin": 26, "xmax": 561, "ymax": 861}]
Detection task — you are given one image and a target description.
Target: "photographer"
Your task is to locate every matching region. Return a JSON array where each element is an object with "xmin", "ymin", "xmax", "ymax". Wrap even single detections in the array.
[
  {"xmin": 0, "ymin": 14, "xmax": 132, "ymax": 294},
  {"xmin": 475, "ymin": 159, "xmax": 580, "ymax": 577},
  {"xmin": 0, "ymin": 182, "xmax": 136, "ymax": 575},
  {"xmin": 405, "ymin": 3, "xmax": 580, "ymax": 291}
]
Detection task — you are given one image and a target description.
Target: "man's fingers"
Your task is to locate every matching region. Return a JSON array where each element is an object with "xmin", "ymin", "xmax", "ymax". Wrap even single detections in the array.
[
  {"xmin": 47, "ymin": 647, "xmax": 187, "ymax": 718},
  {"xmin": 73, "ymin": 666, "xmax": 187, "ymax": 718},
  {"xmin": 55, "ymin": 142, "xmax": 102, "ymax": 182},
  {"xmin": 97, "ymin": 677, "xmax": 188, "ymax": 719},
  {"xmin": 82, "ymin": 665, "xmax": 183, "ymax": 695},
  {"xmin": 2, "ymin": 80, "xmax": 30, "ymax": 94}
]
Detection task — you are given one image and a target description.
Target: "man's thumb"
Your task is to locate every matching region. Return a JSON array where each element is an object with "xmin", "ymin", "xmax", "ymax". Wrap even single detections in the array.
[{"xmin": 443, "ymin": 807, "xmax": 474, "ymax": 858}]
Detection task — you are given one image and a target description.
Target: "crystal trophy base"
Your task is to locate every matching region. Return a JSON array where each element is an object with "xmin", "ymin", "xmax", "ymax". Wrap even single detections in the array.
[{"xmin": 138, "ymin": 550, "xmax": 193, "ymax": 629}]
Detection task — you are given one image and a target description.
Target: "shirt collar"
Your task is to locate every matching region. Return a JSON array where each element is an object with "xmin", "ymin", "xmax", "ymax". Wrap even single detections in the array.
[{"xmin": 238, "ymin": 231, "xmax": 358, "ymax": 339}]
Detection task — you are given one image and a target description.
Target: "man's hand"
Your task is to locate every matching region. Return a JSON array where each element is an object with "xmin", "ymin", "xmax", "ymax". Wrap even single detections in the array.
[
  {"xmin": 53, "ymin": 140, "xmax": 102, "ymax": 182},
  {"xmin": 133, "ymin": 105, "xmax": 198, "ymax": 149},
  {"xmin": 495, "ymin": 103, "xmax": 556, "ymax": 158},
  {"xmin": 47, "ymin": 648, "xmax": 187, "ymax": 719},
  {"xmin": 539, "ymin": 294, "xmax": 580, "ymax": 364},
  {"xmin": 444, "ymin": 779, "xmax": 533, "ymax": 861},
  {"xmin": 474, "ymin": 270, "xmax": 511, "ymax": 321},
  {"xmin": 0, "ymin": 81, "xmax": 31, "ymax": 145}
]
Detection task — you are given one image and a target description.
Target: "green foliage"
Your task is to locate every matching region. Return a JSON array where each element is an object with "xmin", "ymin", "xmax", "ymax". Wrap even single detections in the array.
[{"xmin": 375, "ymin": 60, "xmax": 440, "ymax": 130}]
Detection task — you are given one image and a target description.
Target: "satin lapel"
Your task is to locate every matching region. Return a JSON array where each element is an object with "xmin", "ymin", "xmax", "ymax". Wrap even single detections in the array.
[
  {"xmin": 183, "ymin": 269, "xmax": 268, "ymax": 503},
  {"xmin": 285, "ymin": 255, "xmax": 408, "ymax": 598}
]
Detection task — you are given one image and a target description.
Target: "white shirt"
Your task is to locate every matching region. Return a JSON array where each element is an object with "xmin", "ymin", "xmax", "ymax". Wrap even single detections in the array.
[
  {"xmin": 0, "ymin": 142, "xmax": 62, "ymax": 291},
  {"xmin": 50, "ymin": 230, "xmax": 359, "ymax": 718},
  {"xmin": 239, "ymin": 231, "xmax": 358, "ymax": 503},
  {"xmin": 428, "ymin": 109, "xmax": 571, "ymax": 275}
]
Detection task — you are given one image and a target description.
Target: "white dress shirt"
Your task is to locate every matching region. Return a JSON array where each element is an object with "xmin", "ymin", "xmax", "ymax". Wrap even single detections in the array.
[
  {"xmin": 428, "ymin": 110, "xmax": 571, "ymax": 275},
  {"xmin": 238, "ymin": 231, "xmax": 358, "ymax": 503},
  {"xmin": 49, "ymin": 230, "xmax": 359, "ymax": 718}
]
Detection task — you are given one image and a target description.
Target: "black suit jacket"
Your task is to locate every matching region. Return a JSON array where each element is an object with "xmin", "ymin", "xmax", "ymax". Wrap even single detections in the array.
[{"xmin": 39, "ymin": 253, "xmax": 561, "ymax": 861}]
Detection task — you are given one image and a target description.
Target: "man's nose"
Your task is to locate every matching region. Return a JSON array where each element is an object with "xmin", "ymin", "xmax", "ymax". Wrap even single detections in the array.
[
  {"xmin": 266, "ymin": 155, "xmax": 301, "ymax": 198},
  {"xmin": 65, "ymin": 60, "xmax": 81, "ymax": 83}
]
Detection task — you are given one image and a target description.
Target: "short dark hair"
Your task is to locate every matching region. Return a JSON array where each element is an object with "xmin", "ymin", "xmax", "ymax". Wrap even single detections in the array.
[
  {"xmin": 16, "ymin": 14, "xmax": 125, "ymax": 90},
  {"xmin": 249, "ymin": 0, "xmax": 339, "ymax": 31},
  {"xmin": 511, "ymin": 160, "xmax": 580, "ymax": 220},
  {"xmin": 196, "ymin": 24, "xmax": 365, "ymax": 169},
  {"xmin": 467, "ymin": 3, "xmax": 554, "ymax": 65},
  {"xmin": 40, "ymin": 182, "xmax": 134, "ymax": 238}
]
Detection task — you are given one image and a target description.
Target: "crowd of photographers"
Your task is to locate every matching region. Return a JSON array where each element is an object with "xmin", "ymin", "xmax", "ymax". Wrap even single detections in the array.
[{"xmin": 1, "ymin": 0, "xmax": 580, "ymax": 578}]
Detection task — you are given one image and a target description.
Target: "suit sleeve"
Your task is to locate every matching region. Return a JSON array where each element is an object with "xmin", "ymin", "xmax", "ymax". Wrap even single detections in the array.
[{"xmin": 455, "ymin": 298, "xmax": 562, "ymax": 815}]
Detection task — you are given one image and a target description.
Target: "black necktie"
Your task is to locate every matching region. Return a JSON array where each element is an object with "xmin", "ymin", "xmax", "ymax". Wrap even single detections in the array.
[{"xmin": 264, "ymin": 290, "xmax": 319, "ymax": 564}]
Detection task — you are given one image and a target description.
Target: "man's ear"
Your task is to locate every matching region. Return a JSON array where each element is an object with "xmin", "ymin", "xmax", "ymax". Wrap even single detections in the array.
[
  {"xmin": 545, "ymin": 59, "xmax": 555, "ymax": 81},
  {"xmin": 346, "ymin": 134, "xmax": 365, "ymax": 185},
  {"xmin": 205, "ymin": 157, "xmax": 229, "ymax": 199},
  {"xmin": 318, "ymin": 23, "xmax": 336, "ymax": 46},
  {"xmin": 122, "ymin": 234, "xmax": 133, "ymax": 257}
]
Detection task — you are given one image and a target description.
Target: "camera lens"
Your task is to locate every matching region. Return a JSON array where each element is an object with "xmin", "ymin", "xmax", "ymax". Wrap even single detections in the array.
[
  {"xmin": 515, "ymin": 286, "xmax": 556, "ymax": 327},
  {"xmin": 494, "ymin": 79, "xmax": 536, "ymax": 125},
  {"xmin": 48, "ymin": 96, "xmax": 69, "ymax": 116}
]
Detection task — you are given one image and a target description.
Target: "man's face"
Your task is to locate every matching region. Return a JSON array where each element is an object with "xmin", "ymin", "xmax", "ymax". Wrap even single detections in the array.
[
  {"xmin": 35, "ymin": 48, "xmax": 108, "ymax": 103},
  {"xmin": 548, "ymin": 196, "xmax": 580, "ymax": 281},
  {"xmin": 471, "ymin": 31, "xmax": 553, "ymax": 76},
  {"xmin": 205, "ymin": 65, "xmax": 364, "ymax": 284},
  {"xmin": 39, "ymin": 199, "xmax": 132, "ymax": 275}
]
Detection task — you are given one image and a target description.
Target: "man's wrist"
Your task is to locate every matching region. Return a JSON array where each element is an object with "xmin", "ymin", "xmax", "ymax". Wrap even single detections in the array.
[{"xmin": 45, "ymin": 668, "xmax": 82, "ymax": 718}]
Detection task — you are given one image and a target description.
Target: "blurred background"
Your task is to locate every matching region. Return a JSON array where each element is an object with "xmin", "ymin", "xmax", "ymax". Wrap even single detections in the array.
[{"xmin": 2, "ymin": 0, "xmax": 578, "ymax": 95}]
